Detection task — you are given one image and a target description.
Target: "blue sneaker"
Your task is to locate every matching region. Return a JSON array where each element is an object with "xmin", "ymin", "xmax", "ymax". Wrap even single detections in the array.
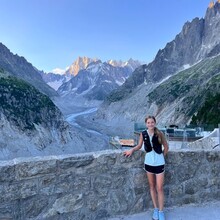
[
  {"xmin": 159, "ymin": 210, "xmax": 165, "ymax": 220},
  {"xmin": 152, "ymin": 208, "xmax": 159, "ymax": 220}
]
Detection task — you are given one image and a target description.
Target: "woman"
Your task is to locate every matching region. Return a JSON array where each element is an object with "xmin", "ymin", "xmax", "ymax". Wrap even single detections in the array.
[{"xmin": 124, "ymin": 115, "xmax": 169, "ymax": 220}]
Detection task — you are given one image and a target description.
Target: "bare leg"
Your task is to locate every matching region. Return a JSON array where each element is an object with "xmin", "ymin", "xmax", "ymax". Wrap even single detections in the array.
[
  {"xmin": 156, "ymin": 172, "xmax": 164, "ymax": 211},
  {"xmin": 147, "ymin": 172, "xmax": 158, "ymax": 208}
]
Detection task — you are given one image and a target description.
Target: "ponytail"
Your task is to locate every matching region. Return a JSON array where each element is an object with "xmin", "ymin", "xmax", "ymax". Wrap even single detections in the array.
[{"xmin": 154, "ymin": 127, "xmax": 164, "ymax": 144}]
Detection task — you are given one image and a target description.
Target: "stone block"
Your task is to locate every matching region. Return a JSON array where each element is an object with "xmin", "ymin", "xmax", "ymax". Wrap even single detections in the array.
[
  {"xmin": 129, "ymin": 196, "xmax": 147, "ymax": 214},
  {"xmin": 109, "ymin": 166, "xmax": 128, "ymax": 175},
  {"xmin": 206, "ymin": 151, "xmax": 220, "ymax": 162},
  {"xmin": 210, "ymin": 163, "xmax": 220, "ymax": 175},
  {"xmin": 118, "ymin": 151, "xmax": 143, "ymax": 168},
  {"xmin": 182, "ymin": 196, "xmax": 196, "ymax": 204},
  {"xmin": 58, "ymin": 155, "xmax": 94, "ymax": 171},
  {"xmin": 133, "ymin": 186, "xmax": 148, "ymax": 196},
  {"xmin": 96, "ymin": 153, "xmax": 117, "ymax": 166},
  {"xmin": 89, "ymin": 163, "xmax": 109, "ymax": 174},
  {"xmin": 164, "ymin": 169, "xmax": 176, "ymax": 184},
  {"xmin": 0, "ymin": 161, "xmax": 15, "ymax": 182},
  {"xmin": 38, "ymin": 174, "xmax": 57, "ymax": 195},
  {"xmin": 49, "ymin": 194, "xmax": 84, "ymax": 214},
  {"xmin": 169, "ymin": 184, "xmax": 184, "ymax": 198},
  {"xmin": 166, "ymin": 152, "xmax": 183, "ymax": 165},
  {"xmin": 132, "ymin": 170, "xmax": 147, "ymax": 187},
  {"xmin": 0, "ymin": 203, "xmax": 14, "ymax": 220},
  {"xmin": 55, "ymin": 173, "xmax": 74, "ymax": 194},
  {"xmin": 20, "ymin": 195, "xmax": 50, "ymax": 219},
  {"xmin": 93, "ymin": 175, "xmax": 112, "ymax": 189},
  {"xmin": 92, "ymin": 175, "xmax": 112, "ymax": 197},
  {"xmin": 111, "ymin": 176, "xmax": 127, "ymax": 189},
  {"xmin": 84, "ymin": 191, "xmax": 109, "ymax": 213},
  {"xmin": 94, "ymin": 209, "xmax": 110, "ymax": 220},
  {"xmin": 175, "ymin": 162, "xmax": 197, "ymax": 182},
  {"xmin": 16, "ymin": 159, "xmax": 57, "ymax": 179},
  {"xmin": 185, "ymin": 178, "xmax": 209, "ymax": 196},
  {"xmin": 73, "ymin": 176, "xmax": 91, "ymax": 192},
  {"xmin": 20, "ymin": 179, "xmax": 38, "ymax": 199},
  {"xmin": 196, "ymin": 189, "xmax": 218, "ymax": 202},
  {"xmin": 108, "ymin": 190, "xmax": 130, "ymax": 215},
  {"xmin": 1, "ymin": 182, "xmax": 21, "ymax": 202}
]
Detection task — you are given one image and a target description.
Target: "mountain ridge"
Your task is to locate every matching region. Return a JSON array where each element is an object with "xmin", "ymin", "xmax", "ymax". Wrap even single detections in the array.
[
  {"xmin": 0, "ymin": 67, "xmax": 74, "ymax": 158},
  {"xmin": 84, "ymin": 1, "xmax": 220, "ymax": 136},
  {"xmin": 42, "ymin": 57, "xmax": 141, "ymax": 103},
  {"xmin": 0, "ymin": 42, "xmax": 57, "ymax": 97},
  {"xmin": 106, "ymin": 2, "xmax": 220, "ymax": 103},
  {"xmin": 57, "ymin": 60, "xmax": 139, "ymax": 101}
]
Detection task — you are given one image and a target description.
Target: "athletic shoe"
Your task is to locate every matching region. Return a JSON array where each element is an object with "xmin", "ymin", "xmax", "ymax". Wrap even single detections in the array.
[
  {"xmin": 152, "ymin": 208, "xmax": 159, "ymax": 220},
  {"xmin": 159, "ymin": 210, "xmax": 165, "ymax": 220}
]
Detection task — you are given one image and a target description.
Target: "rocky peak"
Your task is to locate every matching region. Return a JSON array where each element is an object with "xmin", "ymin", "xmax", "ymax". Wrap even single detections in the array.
[
  {"xmin": 67, "ymin": 56, "xmax": 100, "ymax": 76},
  {"xmin": 108, "ymin": 59, "xmax": 123, "ymax": 67},
  {"xmin": 107, "ymin": 58, "xmax": 141, "ymax": 72},
  {"xmin": 199, "ymin": 0, "xmax": 220, "ymax": 59},
  {"xmin": 64, "ymin": 57, "xmax": 141, "ymax": 77},
  {"xmin": 125, "ymin": 58, "xmax": 142, "ymax": 70},
  {"xmin": 105, "ymin": 1, "xmax": 220, "ymax": 102},
  {"xmin": 209, "ymin": 1, "xmax": 215, "ymax": 8},
  {"xmin": 206, "ymin": 0, "xmax": 220, "ymax": 16}
]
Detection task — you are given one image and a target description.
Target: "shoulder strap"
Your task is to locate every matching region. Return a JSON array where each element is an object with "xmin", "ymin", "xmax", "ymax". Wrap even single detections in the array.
[
  {"xmin": 142, "ymin": 130, "xmax": 150, "ymax": 143},
  {"xmin": 142, "ymin": 130, "xmax": 152, "ymax": 152},
  {"xmin": 142, "ymin": 129, "xmax": 148, "ymax": 138}
]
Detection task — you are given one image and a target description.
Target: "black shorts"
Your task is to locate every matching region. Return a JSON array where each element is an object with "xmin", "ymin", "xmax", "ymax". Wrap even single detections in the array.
[{"xmin": 144, "ymin": 164, "xmax": 165, "ymax": 174}]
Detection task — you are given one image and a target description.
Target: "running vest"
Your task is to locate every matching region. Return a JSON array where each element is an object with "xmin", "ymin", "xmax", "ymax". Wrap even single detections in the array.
[{"xmin": 142, "ymin": 130, "xmax": 163, "ymax": 154}]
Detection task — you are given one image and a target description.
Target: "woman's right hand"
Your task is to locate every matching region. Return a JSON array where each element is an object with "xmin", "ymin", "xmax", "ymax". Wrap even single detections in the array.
[{"xmin": 123, "ymin": 149, "xmax": 133, "ymax": 157}]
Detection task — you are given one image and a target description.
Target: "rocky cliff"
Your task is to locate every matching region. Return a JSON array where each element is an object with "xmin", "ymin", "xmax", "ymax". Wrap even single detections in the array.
[
  {"xmin": 0, "ymin": 42, "xmax": 57, "ymax": 97},
  {"xmin": 107, "ymin": 2, "xmax": 220, "ymax": 102},
  {"xmin": 0, "ymin": 68, "xmax": 73, "ymax": 159},
  {"xmin": 89, "ymin": 1, "xmax": 220, "ymax": 135},
  {"xmin": 147, "ymin": 55, "xmax": 220, "ymax": 125}
]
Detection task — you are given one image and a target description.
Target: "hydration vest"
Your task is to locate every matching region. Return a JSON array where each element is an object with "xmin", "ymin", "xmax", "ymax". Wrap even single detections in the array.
[{"xmin": 142, "ymin": 130, "xmax": 163, "ymax": 154}]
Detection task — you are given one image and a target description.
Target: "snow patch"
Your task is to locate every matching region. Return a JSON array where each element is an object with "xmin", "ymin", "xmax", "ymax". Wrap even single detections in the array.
[
  {"xmin": 51, "ymin": 68, "xmax": 66, "ymax": 75},
  {"xmin": 183, "ymin": 64, "xmax": 190, "ymax": 70},
  {"xmin": 116, "ymin": 80, "xmax": 124, "ymax": 86},
  {"xmin": 104, "ymin": 80, "xmax": 112, "ymax": 83}
]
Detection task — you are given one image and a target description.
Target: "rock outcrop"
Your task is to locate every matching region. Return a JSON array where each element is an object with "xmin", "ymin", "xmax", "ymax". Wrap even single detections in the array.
[{"xmin": 0, "ymin": 68, "xmax": 72, "ymax": 159}]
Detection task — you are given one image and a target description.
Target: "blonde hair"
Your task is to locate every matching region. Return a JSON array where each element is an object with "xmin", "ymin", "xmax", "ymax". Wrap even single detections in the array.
[{"xmin": 145, "ymin": 115, "xmax": 165, "ymax": 144}]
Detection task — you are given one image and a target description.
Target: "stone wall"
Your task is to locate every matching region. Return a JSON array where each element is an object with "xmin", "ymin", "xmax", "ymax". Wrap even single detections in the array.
[{"xmin": 0, "ymin": 149, "xmax": 220, "ymax": 220}]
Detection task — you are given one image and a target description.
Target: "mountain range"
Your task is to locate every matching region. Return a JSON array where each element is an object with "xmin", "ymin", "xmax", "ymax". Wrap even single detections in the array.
[
  {"xmin": 41, "ymin": 57, "xmax": 141, "ymax": 103},
  {"xmin": 1, "ymin": 1, "xmax": 220, "ymax": 158},
  {"xmin": 59, "ymin": 58, "xmax": 140, "ymax": 100},
  {"xmin": 107, "ymin": 2, "xmax": 220, "ymax": 103},
  {"xmin": 81, "ymin": 1, "xmax": 220, "ymax": 137}
]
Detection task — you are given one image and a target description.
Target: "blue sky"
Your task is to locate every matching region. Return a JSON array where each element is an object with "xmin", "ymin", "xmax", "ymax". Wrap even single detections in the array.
[{"xmin": 0, "ymin": 0, "xmax": 210, "ymax": 72}]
